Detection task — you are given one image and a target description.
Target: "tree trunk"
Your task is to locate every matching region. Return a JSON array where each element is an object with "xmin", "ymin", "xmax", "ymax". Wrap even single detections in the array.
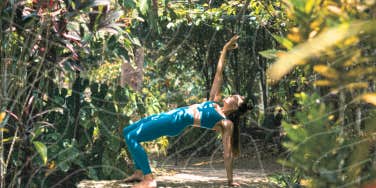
[{"xmin": 135, "ymin": 47, "xmax": 144, "ymax": 92}]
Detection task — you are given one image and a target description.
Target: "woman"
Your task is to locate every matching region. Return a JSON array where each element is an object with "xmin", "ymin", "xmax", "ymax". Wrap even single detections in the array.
[{"xmin": 123, "ymin": 35, "xmax": 246, "ymax": 188}]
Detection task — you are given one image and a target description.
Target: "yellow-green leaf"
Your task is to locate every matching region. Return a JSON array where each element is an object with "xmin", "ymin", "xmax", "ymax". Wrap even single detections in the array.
[
  {"xmin": 344, "ymin": 82, "xmax": 369, "ymax": 91},
  {"xmin": 314, "ymin": 80, "xmax": 334, "ymax": 87},
  {"xmin": 33, "ymin": 141, "xmax": 48, "ymax": 165},
  {"xmin": 361, "ymin": 93, "xmax": 376, "ymax": 106},
  {"xmin": 2, "ymin": 137, "xmax": 20, "ymax": 144},
  {"xmin": 313, "ymin": 65, "xmax": 339, "ymax": 79},
  {"xmin": 0, "ymin": 112, "xmax": 5, "ymax": 124},
  {"xmin": 305, "ymin": 0, "xmax": 315, "ymax": 13},
  {"xmin": 259, "ymin": 49, "xmax": 285, "ymax": 59},
  {"xmin": 343, "ymin": 50, "xmax": 361, "ymax": 67},
  {"xmin": 273, "ymin": 35, "xmax": 294, "ymax": 50},
  {"xmin": 0, "ymin": 128, "xmax": 9, "ymax": 133},
  {"xmin": 347, "ymin": 67, "xmax": 376, "ymax": 77}
]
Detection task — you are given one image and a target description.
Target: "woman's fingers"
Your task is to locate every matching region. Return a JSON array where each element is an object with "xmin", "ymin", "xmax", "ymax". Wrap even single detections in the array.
[{"xmin": 226, "ymin": 35, "xmax": 240, "ymax": 49}]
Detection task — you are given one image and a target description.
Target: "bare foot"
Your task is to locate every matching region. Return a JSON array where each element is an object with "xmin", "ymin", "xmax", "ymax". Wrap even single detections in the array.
[
  {"xmin": 131, "ymin": 179, "xmax": 157, "ymax": 188},
  {"xmin": 123, "ymin": 175, "xmax": 143, "ymax": 183},
  {"xmin": 123, "ymin": 171, "xmax": 143, "ymax": 183},
  {"xmin": 132, "ymin": 174, "xmax": 156, "ymax": 188}
]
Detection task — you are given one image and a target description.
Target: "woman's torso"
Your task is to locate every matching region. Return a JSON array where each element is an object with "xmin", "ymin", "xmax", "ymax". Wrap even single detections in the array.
[
  {"xmin": 189, "ymin": 101, "xmax": 226, "ymax": 129},
  {"xmin": 160, "ymin": 101, "xmax": 226, "ymax": 130}
]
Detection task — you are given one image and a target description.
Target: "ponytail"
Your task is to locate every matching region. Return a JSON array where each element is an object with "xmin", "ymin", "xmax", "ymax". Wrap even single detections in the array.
[
  {"xmin": 232, "ymin": 121, "xmax": 241, "ymax": 157},
  {"xmin": 228, "ymin": 100, "xmax": 248, "ymax": 157}
]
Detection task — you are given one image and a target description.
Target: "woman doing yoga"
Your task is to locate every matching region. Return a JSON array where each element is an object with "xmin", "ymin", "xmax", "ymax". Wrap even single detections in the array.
[{"xmin": 123, "ymin": 35, "xmax": 246, "ymax": 188}]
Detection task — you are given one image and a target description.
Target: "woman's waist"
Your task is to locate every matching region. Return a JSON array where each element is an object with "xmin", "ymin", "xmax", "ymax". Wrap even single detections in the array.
[
  {"xmin": 164, "ymin": 106, "xmax": 196, "ymax": 123},
  {"xmin": 188, "ymin": 104, "xmax": 201, "ymax": 126}
]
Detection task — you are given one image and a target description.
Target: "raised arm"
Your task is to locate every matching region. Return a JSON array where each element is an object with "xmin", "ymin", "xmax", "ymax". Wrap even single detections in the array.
[{"xmin": 209, "ymin": 35, "xmax": 239, "ymax": 102}]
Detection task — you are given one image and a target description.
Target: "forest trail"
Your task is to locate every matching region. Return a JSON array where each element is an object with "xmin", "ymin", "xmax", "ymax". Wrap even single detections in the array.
[{"xmin": 77, "ymin": 155, "xmax": 284, "ymax": 188}]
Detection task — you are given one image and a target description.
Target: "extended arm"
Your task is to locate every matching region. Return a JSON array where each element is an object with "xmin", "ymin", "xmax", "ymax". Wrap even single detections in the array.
[
  {"xmin": 209, "ymin": 35, "xmax": 239, "ymax": 102},
  {"xmin": 219, "ymin": 120, "xmax": 239, "ymax": 187}
]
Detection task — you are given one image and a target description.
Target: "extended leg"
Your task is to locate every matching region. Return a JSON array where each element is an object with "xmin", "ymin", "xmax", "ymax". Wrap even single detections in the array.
[{"xmin": 124, "ymin": 114, "xmax": 185, "ymax": 188}]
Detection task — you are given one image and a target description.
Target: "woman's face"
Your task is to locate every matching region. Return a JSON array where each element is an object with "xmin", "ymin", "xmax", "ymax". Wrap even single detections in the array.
[{"xmin": 223, "ymin": 95, "xmax": 245, "ymax": 112}]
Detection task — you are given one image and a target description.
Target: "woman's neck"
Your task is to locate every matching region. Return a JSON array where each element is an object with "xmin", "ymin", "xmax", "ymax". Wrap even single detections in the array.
[{"xmin": 221, "ymin": 106, "xmax": 235, "ymax": 116}]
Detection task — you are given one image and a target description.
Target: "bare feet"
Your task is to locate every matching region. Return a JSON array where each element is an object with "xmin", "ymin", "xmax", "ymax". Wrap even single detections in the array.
[
  {"xmin": 132, "ymin": 174, "xmax": 157, "ymax": 188},
  {"xmin": 228, "ymin": 182, "xmax": 240, "ymax": 187},
  {"xmin": 124, "ymin": 170, "xmax": 143, "ymax": 183}
]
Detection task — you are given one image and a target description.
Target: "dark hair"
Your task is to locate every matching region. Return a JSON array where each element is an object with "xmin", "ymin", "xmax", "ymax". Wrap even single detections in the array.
[{"xmin": 227, "ymin": 100, "xmax": 249, "ymax": 157}]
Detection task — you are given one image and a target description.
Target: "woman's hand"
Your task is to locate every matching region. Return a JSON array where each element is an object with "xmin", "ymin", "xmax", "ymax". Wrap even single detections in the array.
[
  {"xmin": 228, "ymin": 181, "xmax": 240, "ymax": 187},
  {"xmin": 224, "ymin": 35, "xmax": 240, "ymax": 50}
]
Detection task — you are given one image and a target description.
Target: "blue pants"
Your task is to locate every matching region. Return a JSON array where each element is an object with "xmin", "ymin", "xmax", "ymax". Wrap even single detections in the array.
[{"xmin": 123, "ymin": 107, "xmax": 194, "ymax": 175}]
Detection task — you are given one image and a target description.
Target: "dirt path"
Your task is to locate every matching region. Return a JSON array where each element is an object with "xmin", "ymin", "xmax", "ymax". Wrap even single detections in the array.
[{"xmin": 77, "ymin": 155, "xmax": 284, "ymax": 188}]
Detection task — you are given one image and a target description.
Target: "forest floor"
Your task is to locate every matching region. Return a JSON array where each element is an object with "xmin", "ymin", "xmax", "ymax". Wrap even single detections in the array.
[{"xmin": 77, "ymin": 150, "xmax": 288, "ymax": 188}]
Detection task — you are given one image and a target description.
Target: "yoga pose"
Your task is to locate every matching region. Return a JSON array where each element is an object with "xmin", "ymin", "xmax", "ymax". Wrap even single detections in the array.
[{"xmin": 123, "ymin": 35, "xmax": 247, "ymax": 188}]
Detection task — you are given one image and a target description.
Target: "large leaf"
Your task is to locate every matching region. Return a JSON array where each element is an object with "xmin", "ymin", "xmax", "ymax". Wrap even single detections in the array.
[
  {"xmin": 267, "ymin": 20, "xmax": 376, "ymax": 82},
  {"xmin": 361, "ymin": 93, "xmax": 376, "ymax": 106},
  {"xmin": 33, "ymin": 141, "xmax": 48, "ymax": 165}
]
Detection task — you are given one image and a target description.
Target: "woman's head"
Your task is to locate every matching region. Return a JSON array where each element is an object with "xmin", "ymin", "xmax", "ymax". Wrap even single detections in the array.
[
  {"xmin": 222, "ymin": 95, "xmax": 246, "ymax": 114},
  {"xmin": 223, "ymin": 95, "xmax": 250, "ymax": 158}
]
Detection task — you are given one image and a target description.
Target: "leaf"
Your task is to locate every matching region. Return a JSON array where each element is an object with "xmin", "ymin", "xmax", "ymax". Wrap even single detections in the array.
[
  {"xmin": 0, "ymin": 128, "xmax": 9, "ymax": 133},
  {"xmin": 346, "ymin": 67, "xmax": 376, "ymax": 77},
  {"xmin": 361, "ymin": 93, "xmax": 376, "ymax": 106},
  {"xmin": 344, "ymin": 82, "xmax": 369, "ymax": 91},
  {"xmin": 313, "ymin": 65, "xmax": 339, "ymax": 79},
  {"xmin": 343, "ymin": 50, "xmax": 361, "ymax": 67},
  {"xmin": 273, "ymin": 35, "xmax": 294, "ymax": 50},
  {"xmin": 100, "ymin": 10, "xmax": 124, "ymax": 27},
  {"xmin": 87, "ymin": 167, "xmax": 99, "ymax": 180},
  {"xmin": 123, "ymin": 0, "xmax": 136, "ymax": 8},
  {"xmin": 305, "ymin": 0, "xmax": 315, "ymax": 13},
  {"xmin": 33, "ymin": 141, "xmax": 48, "ymax": 165},
  {"xmin": 259, "ymin": 49, "xmax": 285, "ymax": 59},
  {"xmin": 0, "ymin": 112, "xmax": 6, "ymax": 124},
  {"xmin": 139, "ymin": 0, "xmax": 150, "ymax": 15},
  {"xmin": 267, "ymin": 20, "xmax": 376, "ymax": 83},
  {"xmin": 314, "ymin": 80, "xmax": 334, "ymax": 87},
  {"xmin": 2, "ymin": 137, "xmax": 20, "ymax": 144}
]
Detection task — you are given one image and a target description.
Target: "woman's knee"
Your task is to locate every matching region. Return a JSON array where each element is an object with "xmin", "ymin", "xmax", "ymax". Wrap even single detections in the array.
[
  {"xmin": 124, "ymin": 130, "xmax": 141, "ymax": 145},
  {"xmin": 123, "ymin": 125, "xmax": 135, "ymax": 138}
]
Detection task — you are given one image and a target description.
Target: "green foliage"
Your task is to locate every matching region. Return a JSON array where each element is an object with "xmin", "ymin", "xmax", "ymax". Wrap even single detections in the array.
[
  {"xmin": 33, "ymin": 141, "xmax": 48, "ymax": 165},
  {"xmin": 280, "ymin": 94, "xmax": 376, "ymax": 187},
  {"xmin": 268, "ymin": 169, "xmax": 302, "ymax": 188},
  {"xmin": 268, "ymin": 1, "xmax": 376, "ymax": 186}
]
